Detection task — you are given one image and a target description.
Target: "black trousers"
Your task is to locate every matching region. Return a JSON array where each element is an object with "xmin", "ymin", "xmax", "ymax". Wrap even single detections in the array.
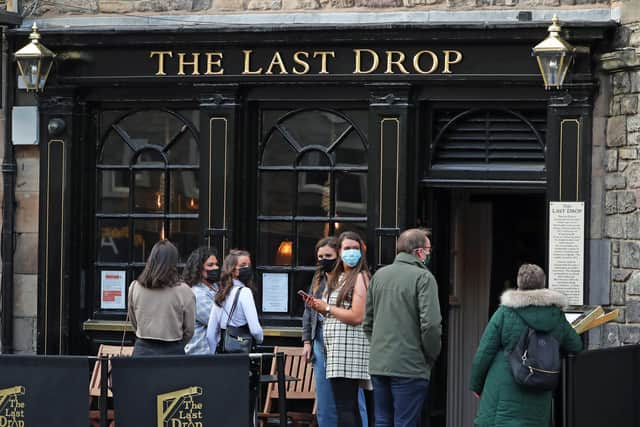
[
  {"xmin": 330, "ymin": 378, "xmax": 374, "ymax": 427},
  {"xmin": 132, "ymin": 338, "xmax": 185, "ymax": 356}
]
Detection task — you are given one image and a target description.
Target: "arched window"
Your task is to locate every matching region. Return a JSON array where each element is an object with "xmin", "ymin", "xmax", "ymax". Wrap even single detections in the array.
[
  {"xmin": 95, "ymin": 109, "xmax": 200, "ymax": 310},
  {"xmin": 257, "ymin": 108, "xmax": 368, "ymax": 315}
]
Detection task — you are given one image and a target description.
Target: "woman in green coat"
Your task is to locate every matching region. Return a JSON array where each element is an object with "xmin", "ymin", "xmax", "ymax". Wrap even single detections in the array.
[{"xmin": 469, "ymin": 264, "xmax": 583, "ymax": 427}]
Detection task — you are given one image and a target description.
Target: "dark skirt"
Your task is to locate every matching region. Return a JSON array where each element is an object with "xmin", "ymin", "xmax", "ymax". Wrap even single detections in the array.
[{"xmin": 133, "ymin": 338, "xmax": 185, "ymax": 356}]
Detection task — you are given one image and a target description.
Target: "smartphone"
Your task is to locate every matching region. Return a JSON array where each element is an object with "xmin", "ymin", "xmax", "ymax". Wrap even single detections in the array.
[{"xmin": 297, "ymin": 290, "xmax": 312, "ymax": 299}]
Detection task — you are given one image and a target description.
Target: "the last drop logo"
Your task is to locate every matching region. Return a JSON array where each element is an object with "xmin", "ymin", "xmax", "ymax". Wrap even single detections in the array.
[
  {"xmin": 157, "ymin": 386, "xmax": 204, "ymax": 427},
  {"xmin": 0, "ymin": 386, "xmax": 25, "ymax": 427}
]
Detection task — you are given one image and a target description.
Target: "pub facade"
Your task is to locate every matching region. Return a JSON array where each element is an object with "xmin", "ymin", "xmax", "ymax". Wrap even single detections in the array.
[{"xmin": 0, "ymin": 1, "xmax": 638, "ymax": 425}]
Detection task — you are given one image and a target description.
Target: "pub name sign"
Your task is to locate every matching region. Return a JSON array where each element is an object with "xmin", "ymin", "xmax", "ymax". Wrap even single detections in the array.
[{"xmin": 149, "ymin": 48, "xmax": 464, "ymax": 76}]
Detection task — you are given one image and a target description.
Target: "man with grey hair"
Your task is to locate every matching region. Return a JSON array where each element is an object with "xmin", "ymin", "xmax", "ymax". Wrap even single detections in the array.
[{"xmin": 363, "ymin": 228, "xmax": 442, "ymax": 427}]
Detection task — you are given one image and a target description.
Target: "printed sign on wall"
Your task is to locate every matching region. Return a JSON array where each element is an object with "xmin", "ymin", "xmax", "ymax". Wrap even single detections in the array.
[
  {"xmin": 548, "ymin": 201, "xmax": 585, "ymax": 305},
  {"xmin": 112, "ymin": 355, "xmax": 248, "ymax": 427}
]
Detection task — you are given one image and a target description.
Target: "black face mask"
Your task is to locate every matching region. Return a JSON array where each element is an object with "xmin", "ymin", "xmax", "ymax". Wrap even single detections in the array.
[
  {"xmin": 238, "ymin": 266, "xmax": 253, "ymax": 284},
  {"xmin": 319, "ymin": 258, "xmax": 337, "ymax": 273},
  {"xmin": 206, "ymin": 268, "xmax": 220, "ymax": 284}
]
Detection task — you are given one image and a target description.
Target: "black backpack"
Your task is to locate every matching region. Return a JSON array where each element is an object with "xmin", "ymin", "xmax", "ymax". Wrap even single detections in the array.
[{"xmin": 507, "ymin": 309, "xmax": 561, "ymax": 391}]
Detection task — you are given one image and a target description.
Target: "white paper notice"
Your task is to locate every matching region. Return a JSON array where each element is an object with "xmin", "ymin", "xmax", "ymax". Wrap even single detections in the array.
[
  {"xmin": 262, "ymin": 273, "xmax": 288, "ymax": 313},
  {"xmin": 101, "ymin": 270, "xmax": 126, "ymax": 309},
  {"xmin": 548, "ymin": 202, "xmax": 585, "ymax": 305}
]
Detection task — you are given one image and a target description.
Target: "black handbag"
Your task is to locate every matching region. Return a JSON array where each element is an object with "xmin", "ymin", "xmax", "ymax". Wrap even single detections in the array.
[{"xmin": 220, "ymin": 286, "xmax": 254, "ymax": 354}]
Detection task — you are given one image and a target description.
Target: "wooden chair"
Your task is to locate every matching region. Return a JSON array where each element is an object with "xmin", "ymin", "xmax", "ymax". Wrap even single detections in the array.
[
  {"xmin": 89, "ymin": 344, "xmax": 134, "ymax": 427},
  {"xmin": 258, "ymin": 346, "xmax": 317, "ymax": 427}
]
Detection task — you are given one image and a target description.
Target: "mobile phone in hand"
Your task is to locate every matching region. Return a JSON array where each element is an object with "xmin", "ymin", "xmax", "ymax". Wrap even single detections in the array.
[{"xmin": 297, "ymin": 290, "xmax": 312, "ymax": 299}]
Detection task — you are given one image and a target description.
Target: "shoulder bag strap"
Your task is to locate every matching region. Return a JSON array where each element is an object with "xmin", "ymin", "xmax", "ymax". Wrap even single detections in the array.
[{"xmin": 225, "ymin": 286, "xmax": 244, "ymax": 328}]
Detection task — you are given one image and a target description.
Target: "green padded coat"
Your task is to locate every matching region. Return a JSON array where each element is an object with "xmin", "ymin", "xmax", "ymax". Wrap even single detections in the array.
[{"xmin": 469, "ymin": 288, "xmax": 583, "ymax": 427}]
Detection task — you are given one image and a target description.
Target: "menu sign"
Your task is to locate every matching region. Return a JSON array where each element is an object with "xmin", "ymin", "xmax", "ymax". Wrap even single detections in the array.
[{"xmin": 548, "ymin": 202, "xmax": 585, "ymax": 305}]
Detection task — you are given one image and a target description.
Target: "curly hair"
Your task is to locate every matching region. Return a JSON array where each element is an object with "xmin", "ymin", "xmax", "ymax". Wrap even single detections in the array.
[{"xmin": 182, "ymin": 246, "xmax": 219, "ymax": 287}]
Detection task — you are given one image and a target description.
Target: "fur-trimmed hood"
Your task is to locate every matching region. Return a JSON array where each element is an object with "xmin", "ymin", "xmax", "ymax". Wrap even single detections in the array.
[{"xmin": 500, "ymin": 288, "xmax": 568, "ymax": 309}]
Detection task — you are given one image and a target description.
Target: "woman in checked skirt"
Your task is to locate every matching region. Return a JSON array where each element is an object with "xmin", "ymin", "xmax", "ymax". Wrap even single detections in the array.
[{"xmin": 307, "ymin": 231, "xmax": 374, "ymax": 427}]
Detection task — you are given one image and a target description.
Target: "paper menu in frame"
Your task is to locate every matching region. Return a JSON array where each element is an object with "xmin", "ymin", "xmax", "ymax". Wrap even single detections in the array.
[
  {"xmin": 548, "ymin": 201, "xmax": 585, "ymax": 306},
  {"xmin": 262, "ymin": 273, "xmax": 288, "ymax": 313},
  {"xmin": 101, "ymin": 270, "xmax": 126, "ymax": 309}
]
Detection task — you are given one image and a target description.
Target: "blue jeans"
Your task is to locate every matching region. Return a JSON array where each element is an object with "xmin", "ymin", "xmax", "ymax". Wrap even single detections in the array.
[
  {"xmin": 313, "ymin": 326, "xmax": 369, "ymax": 427},
  {"xmin": 371, "ymin": 375, "xmax": 429, "ymax": 427}
]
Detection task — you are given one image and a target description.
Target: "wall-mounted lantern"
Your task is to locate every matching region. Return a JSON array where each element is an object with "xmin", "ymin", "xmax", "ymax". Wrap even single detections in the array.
[
  {"xmin": 532, "ymin": 15, "xmax": 576, "ymax": 90},
  {"xmin": 14, "ymin": 23, "xmax": 56, "ymax": 92}
]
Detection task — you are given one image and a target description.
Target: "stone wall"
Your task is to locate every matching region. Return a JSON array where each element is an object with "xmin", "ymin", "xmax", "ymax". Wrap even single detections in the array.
[
  {"xmin": 7, "ymin": 0, "xmax": 610, "ymax": 14},
  {"xmin": 599, "ymin": 1, "xmax": 640, "ymax": 346}
]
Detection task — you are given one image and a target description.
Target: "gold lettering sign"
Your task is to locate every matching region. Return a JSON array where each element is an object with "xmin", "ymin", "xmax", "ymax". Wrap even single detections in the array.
[
  {"xmin": 0, "ymin": 386, "xmax": 26, "ymax": 427},
  {"xmin": 157, "ymin": 386, "xmax": 204, "ymax": 427},
  {"xmin": 149, "ymin": 48, "xmax": 464, "ymax": 76}
]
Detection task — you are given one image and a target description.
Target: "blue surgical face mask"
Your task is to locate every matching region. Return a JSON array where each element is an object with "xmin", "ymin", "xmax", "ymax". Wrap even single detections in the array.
[{"xmin": 341, "ymin": 249, "xmax": 362, "ymax": 267}]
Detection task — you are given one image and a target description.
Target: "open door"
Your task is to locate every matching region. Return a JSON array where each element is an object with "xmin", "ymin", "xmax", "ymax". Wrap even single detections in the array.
[{"xmin": 446, "ymin": 193, "xmax": 492, "ymax": 427}]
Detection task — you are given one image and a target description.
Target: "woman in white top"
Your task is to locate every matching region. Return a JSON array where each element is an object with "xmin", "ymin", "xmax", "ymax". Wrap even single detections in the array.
[{"xmin": 206, "ymin": 249, "xmax": 263, "ymax": 353}]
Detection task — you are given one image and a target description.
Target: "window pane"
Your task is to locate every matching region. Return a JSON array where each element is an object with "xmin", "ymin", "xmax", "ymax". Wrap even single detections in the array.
[
  {"xmin": 168, "ymin": 132, "xmax": 199, "ymax": 165},
  {"xmin": 334, "ymin": 130, "xmax": 367, "ymax": 167},
  {"xmin": 297, "ymin": 172, "xmax": 330, "ymax": 217},
  {"xmin": 343, "ymin": 109, "xmax": 369, "ymax": 139},
  {"xmin": 98, "ymin": 170, "xmax": 129, "ymax": 213},
  {"xmin": 262, "ymin": 131, "xmax": 297, "ymax": 166},
  {"xmin": 97, "ymin": 219, "xmax": 130, "ymax": 263},
  {"xmin": 100, "ymin": 131, "xmax": 134, "ymax": 165},
  {"xmin": 298, "ymin": 150, "xmax": 330, "ymax": 167},
  {"xmin": 258, "ymin": 222, "xmax": 293, "ymax": 266},
  {"xmin": 118, "ymin": 110, "xmax": 187, "ymax": 148},
  {"xmin": 260, "ymin": 172, "xmax": 294, "ymax": 216},
  {"xmin": 170, "ymin": 220, "xmax": 199, "ymax": 262},
  {"xmin": 136, "ymin": 150, "xmax": 165, "ymax": 166},
  {"xmin": 334, "ymin": 222, "xmax": 367, "ymax": 242},
  {"xmin": 133, "ymin": 220, "xmax": 164, "ymax": 262},
  {"xmin": 335, "ymin": 172, "xmax": 367, "ymax": 217},
  {"xmin": 297, "ymin": 222, "xmax": 330, "ymax": 267},
  {"xmin": 281, "ymin": 110, "xmax": 350, "ymax": 148},
  {"xmin": 134, "ymin": 171, "xmax": 165, "ymax": 213},
  {"xmin": 170, "ymin": 170, "xmax": 199, "ymax": 213}
]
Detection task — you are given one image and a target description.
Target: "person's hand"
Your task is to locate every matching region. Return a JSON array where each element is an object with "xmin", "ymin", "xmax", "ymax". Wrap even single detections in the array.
[
  {"xmin": 473, "ymin": 392, "xmax": 481, "ymax": 399},
  {"xmin": 303, "ymin": 341, "xmax": 312, "ymax": 361},
  {"xmin": 310, "ymin": 298, "xmax": 328, "ymax": 314}
]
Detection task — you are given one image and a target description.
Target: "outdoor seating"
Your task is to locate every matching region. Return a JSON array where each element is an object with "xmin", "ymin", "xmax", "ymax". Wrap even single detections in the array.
[
  {"xmin": 258, "ymin": 346, "xmax": 317, "ymax": 427},
  {"xmin": 89, "ymin": 344, "xmax": 134, "ymax": 427}
]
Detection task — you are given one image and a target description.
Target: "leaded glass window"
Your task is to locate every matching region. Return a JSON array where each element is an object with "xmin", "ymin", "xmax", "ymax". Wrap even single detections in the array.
[
  {"xmin": 95, "ymin": 109, "xmax": 200, "ymax": 311},
  {"xmin": 257, "ymin": 108, "xmax": 368, "ymax": 317}
]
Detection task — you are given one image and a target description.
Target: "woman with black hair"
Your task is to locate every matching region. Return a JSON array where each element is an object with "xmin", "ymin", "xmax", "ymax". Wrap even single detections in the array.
[
  {"xmin": 183, "ymin": 246, "xmax": 220, "ymax": 355},
  {"xmin": 128, "ymin": 239, "xmax": 195, "ymax": 356}
]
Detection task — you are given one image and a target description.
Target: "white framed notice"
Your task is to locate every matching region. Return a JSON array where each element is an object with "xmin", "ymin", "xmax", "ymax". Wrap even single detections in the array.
[
  {"xmin": 262, "ymin": 273, "xmax": 289, "ymax": 313},
  {"xmin": 100, "ymin": 270, "xmax": 126, "ymax": 309},
  {"xmin": 548, "ymin": 202, "xmax": 585, "ymax": 305}
]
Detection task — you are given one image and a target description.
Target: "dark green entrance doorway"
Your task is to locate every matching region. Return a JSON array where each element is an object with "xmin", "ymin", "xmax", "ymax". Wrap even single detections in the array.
[{"xmin": 419, "ymin": 189, "xmax": 546, "ymax": 427}]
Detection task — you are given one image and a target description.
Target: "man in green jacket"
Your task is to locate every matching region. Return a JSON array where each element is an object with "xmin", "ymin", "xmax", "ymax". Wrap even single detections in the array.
[{"xmin": 363, "ymin": 228, "xmax": 442, "ymax": 427}]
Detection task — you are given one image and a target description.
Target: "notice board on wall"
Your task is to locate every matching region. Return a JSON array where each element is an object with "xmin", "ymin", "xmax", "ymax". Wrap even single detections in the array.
[{"xmin": 548, "ymin": 201, "xmax": 585, "ymax": 305}]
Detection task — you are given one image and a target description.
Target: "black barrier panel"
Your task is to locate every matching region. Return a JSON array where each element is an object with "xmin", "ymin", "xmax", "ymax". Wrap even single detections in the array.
[
  {"xmin": 567, "ymin": 345, "xmax": 640, "ymax": 427},
  {"xmin": 111, "ymin": 354, "xmax": 249, "ymax": 427},
  {"xmin": 0, "ymin": 355, "xmax": 89, "ymax": 427}
]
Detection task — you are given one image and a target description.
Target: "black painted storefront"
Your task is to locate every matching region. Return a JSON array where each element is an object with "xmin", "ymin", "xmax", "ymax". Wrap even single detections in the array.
[{"xmin": 10, "ymin": 20, "xmax": 612, "ymax": 425}]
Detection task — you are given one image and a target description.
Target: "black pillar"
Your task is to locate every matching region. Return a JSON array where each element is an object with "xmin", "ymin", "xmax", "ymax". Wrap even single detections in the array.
[
  {"xmin": 367, "ymin": 83, "xmax": 413, "ymax": 269},
  {"xmin": 37, "ymin": 89, "xmax": 77, "ymax": 354},
  {"xmin": 199, "ymin": 86, "xmax": 241, "ymax": 255}
]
